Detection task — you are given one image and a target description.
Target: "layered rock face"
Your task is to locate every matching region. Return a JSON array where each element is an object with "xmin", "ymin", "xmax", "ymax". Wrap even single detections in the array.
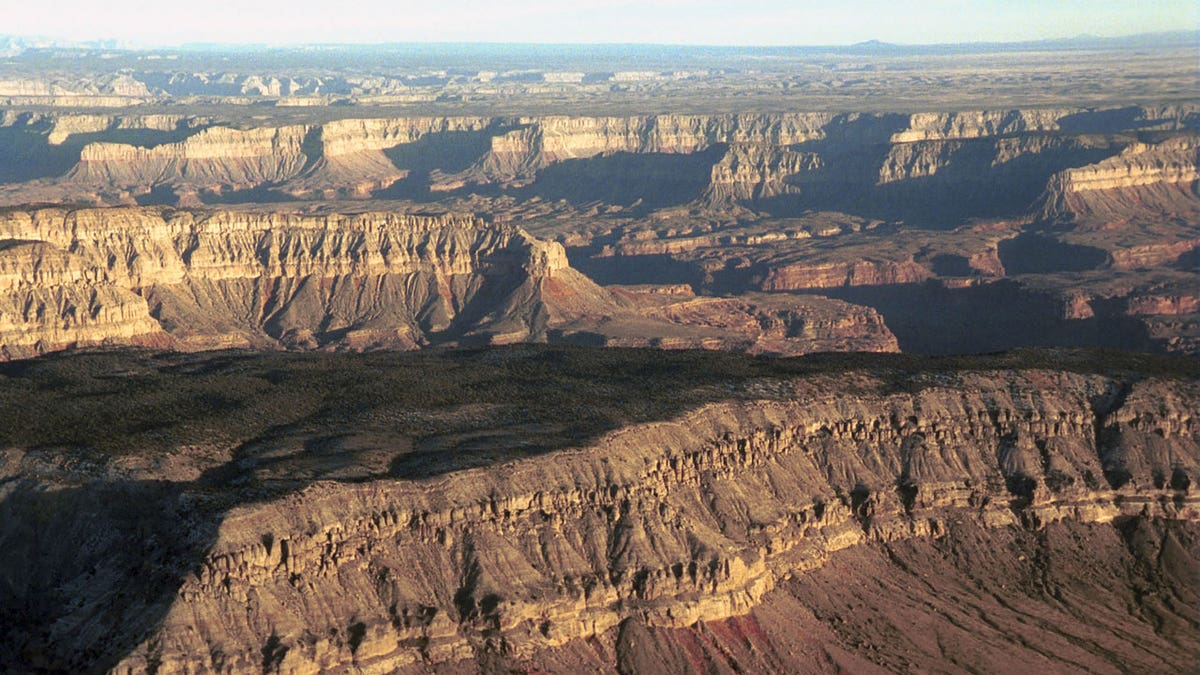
[
  {"xmin": 1, "ymin": 349, "xmax": 1193, "ymax": 672},
  {"xmin": 66, "ymin": 117, "xmax": 502, "ymax": 200},
  {"xmin": 0, "ymin": 106, "xmax": 1196, "ymax": 357},
  {"xmin": 1039, "ymin": 134, "xmax": 1200, "ymax": 221},
  {"xmin": 0, "ymin": 207, "xmax": 578, "ymax": 354},
  {"xmin": 68, "ymin": 126, "xmax": 314, "ymax": 189},
  {"xmin": 2, "ymin": 106, "xmax": 1195, "ymax": 219},
  {"xmin": 759, "ymin": 259, "xmax": 934, "ymax": 291},
  {"xmin": 479, "ymin": 113, "xmax": 832, "ymax": 179},
  {"xmin": 147, "ymin": 372, "xmax": 1194, "ymax": 673},
  {"xmin": 0, "ymin": 240, "xmax": 166, "ymax": 358},
  {"xmin": 0, "ymin": 207, "xmax": 897, "ymax": 357}
]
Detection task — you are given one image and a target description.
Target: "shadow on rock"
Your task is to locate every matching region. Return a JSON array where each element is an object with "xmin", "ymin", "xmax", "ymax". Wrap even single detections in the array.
[{"xmin": 0, "ymin": 478, "xmax": 222, "ymax": 673}]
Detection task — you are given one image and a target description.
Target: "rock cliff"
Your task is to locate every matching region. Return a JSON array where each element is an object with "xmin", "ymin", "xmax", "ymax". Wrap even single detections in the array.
[
  {"xmin": 3, "ymin": 106, "xmax": 1195, "ymax": 221},
  {"xmin": 1039, "ymin": 134, "xmax": 1200, "ymax": 222},
  {"xmin": 124, "ymin": 368, "xmax": 1200, "ymax": 673},
  {"xmin": 0, "ymin": 206, "xmax": 897, "ymax": 357},
  {"xmin": 760, "ymin": 259, "xmax": 935, "ymax": 291},
  {"xmin": 68, "ymin": 125, "xmax": 314, "ymax": 189},
  {"xmin": 0, "ymin": 106, "xmax": 1197, "ymax": 357},
  {"xmin": 0, "ymin": 239, "xmax": 166, "ymax": 358},
  {"xmin": 0, "ymin": 207, "xmax": 580, "ymax": 354},
  {"xmin": 18, "ymin": 116, "xmax": 498, "ymax": 202},
  {"xmin": 0, "ymin": 348, "xmax": 1193, "ymax": 672}
]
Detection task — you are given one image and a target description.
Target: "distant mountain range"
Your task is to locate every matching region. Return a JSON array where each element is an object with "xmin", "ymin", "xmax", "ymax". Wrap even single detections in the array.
[
  {"xmin": 844, "ymin": 30, "xmax": 1199, "ymax": 54},
  {"xmin": 0, "ymin": 30, "xmax": 1195, "ymax": 57},
  {"xmin": 0, "ymin": 35, "xmax": 133, "ymax": 55}
]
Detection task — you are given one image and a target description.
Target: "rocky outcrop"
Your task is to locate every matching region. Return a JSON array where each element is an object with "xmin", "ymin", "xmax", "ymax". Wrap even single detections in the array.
[
  {"xmin": 0, "ymin": 348, "xmax": 1194, "ymax": 672},
  {"xmin": 888, "ymin": 109, "xmax": 1071, "ymax": 143},
  {"xmin": 86, "ymin": 365, "xmax": 1195, "ymax": 673},
  {"xmin": 1108, "ymin": 238, "xmax": 1200, "ymax": 270},
  {"xmin": 0, "ymin": 240, "xmax": 165, "ymax": 357},
  {"xmin": 0, "ymin": 207, "xmax": 582, "ymax": 354},
  {"xmin": 0, "ymin": 206, "xmax": 904, "ymax": 357},
  {"xmin": 4, "ymin": 106, "xmax": 1195, "ymax": 217},
  {"xmin": 760, "ymin": 259, "xmax": 934, "ymax": 291},
  {"xmin": 640, "ymin": 294, "xmax": 899, "ymax": 354},
  {"xmin": 478, "ymin": 114, "xmax": 833, "ymax": 180},
  {"xmin": 43, "ymin": 113, "xmax": 204, "ymax": 145},
  {"xmin": 0, "ymin": 74, "xmax": 152, "ymax": 105},
  {"xmin": 1, "ymin": 106, "xmax": 1197, "ymax": 357},
  {"xmin": 707, "ymin": 144, "xmax": 820, "ymax": 202},
  {"xmin": 887, "ymin": 106, "xmax": 1198, "ymax": 144},
  {"xmin": 475, "ymin": 108, "xmax": 1195, "ymax": 209},
  {"xmin": 68, "ymin": 125, "xmax": 314, "ymax": 189},
  {"xmin": 562, "ymin": 290, "xmax": 900, "ymax": 354},
  {"xmin": 1039, "ymin": 135, "xmax": 1200, "ymax": 222},
  {"xmin": 1126, "ymin": 293, "xmax": 1200, "ymax": 316},
  {"xmin": 56, "ymin": 117, "xmax": 498, "ymax": 200},
  {"xmin": 300, "ymin": 118, "xmax": 492, "ymax": 193}
]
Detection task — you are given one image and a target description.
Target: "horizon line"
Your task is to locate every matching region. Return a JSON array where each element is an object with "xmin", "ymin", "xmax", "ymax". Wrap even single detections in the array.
[{"xmin": 2, "ymin": 29, "xmax": 1196, "ymax": 52}]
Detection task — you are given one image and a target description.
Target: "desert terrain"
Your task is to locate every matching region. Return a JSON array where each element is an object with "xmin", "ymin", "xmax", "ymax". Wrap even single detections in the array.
[
  {"xmin": 0, "ymin": 34, "xmax": 1196, "ymax": 673},
  {"xmin": 0, "ymin": 38, "xmax": 1196, "ymax": 359}
]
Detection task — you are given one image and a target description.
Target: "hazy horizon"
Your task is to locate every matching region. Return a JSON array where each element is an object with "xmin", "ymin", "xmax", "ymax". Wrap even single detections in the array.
[
  {"xmin": 3, "ymin": 0, "xmax": 1197, "ymax": 48},
  {"xmin": 3, "ymin": 30, "xmax": 1198, "ymax": 52}
]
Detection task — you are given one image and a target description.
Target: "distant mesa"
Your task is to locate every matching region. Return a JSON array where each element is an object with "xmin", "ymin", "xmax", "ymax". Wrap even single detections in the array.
[{"xmin": 0, "ymin": 103, "xmax": 1195, "ymax": 358}]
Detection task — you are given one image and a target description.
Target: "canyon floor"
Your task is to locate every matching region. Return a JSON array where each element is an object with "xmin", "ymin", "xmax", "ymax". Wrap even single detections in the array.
[{"xmin": 0, "ymin": 36, "xmax": 1197, "ymax": 673}]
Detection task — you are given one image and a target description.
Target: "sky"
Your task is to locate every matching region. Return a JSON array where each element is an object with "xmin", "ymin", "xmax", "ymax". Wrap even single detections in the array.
[{"xmin": 2, "ymin": 0, "xmax": 1196, "ymax": 47}]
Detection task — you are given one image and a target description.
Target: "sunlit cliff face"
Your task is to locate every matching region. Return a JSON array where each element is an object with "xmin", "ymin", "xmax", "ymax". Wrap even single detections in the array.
[{"xmin": 1, "ymin": 347, "xmax": 1196, "ymax": 672}]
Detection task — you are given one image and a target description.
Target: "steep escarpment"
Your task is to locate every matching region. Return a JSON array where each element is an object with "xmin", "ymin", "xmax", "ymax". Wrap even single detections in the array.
[
  {"xmin": 1038, "ymin": 134, "xmax": 1200, "ymax": 222},
  {"xmin": 0, "ymin": 207, "xmax": 582, "ymax": 354},
  {"xmin": 0, "ymin": 207, "xmax": 899, "ymax": 357},
  {"xmin": 1, "ymin": 107, "xmax": 1197, "ymax": 357},
  {"xmin": 293, "ymin": 117, "xmax": 496, "ymax": 198},
  {"xmin": 607, "ymin": 516, "xmax": 1199, "ymax": 674},
  {"xmin": 759, "ymin": 259, "xmax": 935, "ymax": 291},
  {"xmin": 3, "ymin": 106, "xmax": 1196, "ymax": 220},
  {"xmin": 708, "ymin": 128, "xmax": 1127, "ymax": 221},
  {"xmin": 707, "ymin": 143, "xmax": 821, "ymax": 202},
  {"xmin": 467, "ymin": 107, "xmax": 1197, "ymax": 224},
  {"xmin": 0, "ymin": 73, "xmax": 152, "ymax": 106},
  {"xmin": 0, "ymin": 348, "xmax": 1193, "ymax": 672},
  {"xmin": 476, "ymin": 113, "xmax": 833, "ymax": 180},
  {"xmin": 67, "ymin": 117, "xmax": 505, "ymax": 202},
  {"xmin": 2, "ymin": 115, "xmax": 502, "ymax": 203},
  {"xmin": 67, "ymin": 125, "xmax": 314, "ymax": 191},
  {"xmin": 0, "ymin": 239, "xmax": 165, "ymax": 357},
  {"xmin": 129, "ymin": 371, "xmax": 1200, "ymax": 673}
]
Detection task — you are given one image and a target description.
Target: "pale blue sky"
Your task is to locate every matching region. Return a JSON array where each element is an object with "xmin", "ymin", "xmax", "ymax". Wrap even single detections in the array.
[{"xmin": 4, "ymin": 0, "xmax": 1197, "ymax": 46}]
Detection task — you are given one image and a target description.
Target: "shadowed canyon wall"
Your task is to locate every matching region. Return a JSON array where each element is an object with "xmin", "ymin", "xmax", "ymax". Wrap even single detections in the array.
[
  {"xmin": 0, "ymin": 207, "xmax": 577, "ymax": 356},
  {"xmin": 0, "ymin": 106, "xmax": 1195, "ymax": 357},
  {"xmin": 0, "ymin": 349, "xmax": 1194, "ymax": 672},
  {"xmin": 2, "ymin": 106, "xmax": 1195, "ymax": 224}
]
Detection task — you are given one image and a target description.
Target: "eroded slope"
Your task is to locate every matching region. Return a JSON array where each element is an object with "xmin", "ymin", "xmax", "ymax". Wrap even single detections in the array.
[
  {"xmin": 0, "ymin": 347, "xmax": 1195, "ymax": 673},
  {"xmin": 0, "ymin": 205, "xmax": 902, "ymax": 358}
]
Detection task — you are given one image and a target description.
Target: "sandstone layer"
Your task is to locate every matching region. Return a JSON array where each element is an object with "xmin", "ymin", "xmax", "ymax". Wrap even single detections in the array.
[
  {"xmin": 0, "ymin": 347, "xmax": 1195, "ymax": 673},
  {"xmin": 0, "ymin": 206, "xmax": 576, "ymax": 355},
  {"xmin": 1, "ymin": 106, "xmax": 1195, "ymax": 221},
  {"xmin": 1040, "ymin": 134, "xmax": 1200, "ymax": 221},
  {"xmin": 0, "ymin": 106, "xmax": 1197, "ymax": 356},
  {"xmin": 0, "ymin": 206, "xmax": 895, "ymax": 358}
]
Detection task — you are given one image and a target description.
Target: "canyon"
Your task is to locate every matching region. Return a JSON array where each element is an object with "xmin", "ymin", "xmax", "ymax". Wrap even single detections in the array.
[
  {"xmin": 0, "ymin": 205, "xmax": 897, "ymax": 357},
  {"xmin": 0, "ymin": 347, "xmax": 1196, "ymax": 672},
  {"xmin": 0, "ymin": 103, "xmax": 1196, "ymax": 358},
  {"xmin": 0, "ymin": 37, "xmax": 1196, "ymax": 674}
]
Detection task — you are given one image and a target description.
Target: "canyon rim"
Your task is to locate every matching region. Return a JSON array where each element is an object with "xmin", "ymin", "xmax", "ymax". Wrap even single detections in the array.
[{"xmin": 0, "ymin": 22, "xmax": 1197, "ymax": 675}]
